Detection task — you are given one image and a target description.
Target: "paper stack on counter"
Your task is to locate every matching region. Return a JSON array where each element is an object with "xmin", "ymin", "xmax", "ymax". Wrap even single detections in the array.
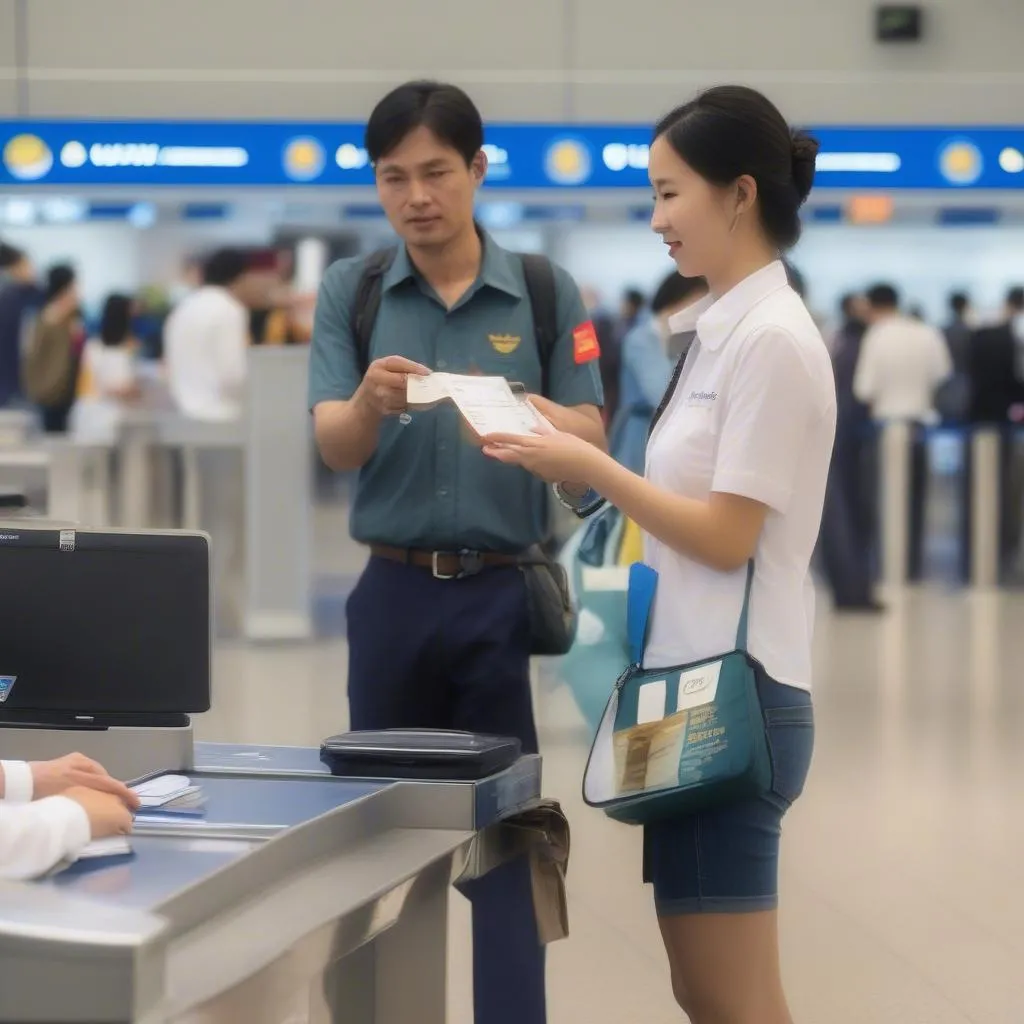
[
  {"xmin": 133, "ymin": 774, "xmax": 207, "ymax": 817},
  {"xmin": 78, "ymin": 835, "xmax": 133, "ymax": 859},
  {"xmin": 407, "ymin": 372, "xmax": 549, "ymax": 438}
]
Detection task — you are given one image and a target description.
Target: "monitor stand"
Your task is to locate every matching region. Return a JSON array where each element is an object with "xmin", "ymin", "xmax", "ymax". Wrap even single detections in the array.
[{"xmin": 0, "ymin": 718, "xmax": 194, "ymax": 782}]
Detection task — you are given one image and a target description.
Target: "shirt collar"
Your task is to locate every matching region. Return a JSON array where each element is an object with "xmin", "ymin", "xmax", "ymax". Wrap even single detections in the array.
[
  {"xmin": 382, "ymin": 226, "xmax": 523, "ymax": 300},
  {"xmin": 667, "ymin": 260, "xmax": 790, "ymax": 351}
]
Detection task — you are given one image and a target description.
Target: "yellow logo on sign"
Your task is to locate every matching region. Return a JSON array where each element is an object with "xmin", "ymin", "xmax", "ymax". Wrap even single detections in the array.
[{"xmin": 489, "ymin": 333, "xmax": 521, "ymax": 354}]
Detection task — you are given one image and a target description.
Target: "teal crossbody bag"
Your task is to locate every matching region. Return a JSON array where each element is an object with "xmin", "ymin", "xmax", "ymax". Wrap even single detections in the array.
[{"xmin": 582, "ymin": 560, "xmax": 772, "ymax": 825}]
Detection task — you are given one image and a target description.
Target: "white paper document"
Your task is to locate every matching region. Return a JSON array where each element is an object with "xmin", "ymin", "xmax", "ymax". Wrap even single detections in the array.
[
  {"xmin": 407, "ymin": 372, "xmax": 548, "ymax": 438},
  {"xmin": 133, "ymin": 773, "xmax": 196, "ymax": 808},
  {"xmin": 78, "ymin": 835, "xmax": 133, "ymax": 859}
]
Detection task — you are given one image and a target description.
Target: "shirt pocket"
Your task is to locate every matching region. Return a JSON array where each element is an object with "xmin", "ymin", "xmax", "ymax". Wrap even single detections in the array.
[{"xmin": 649, "ymin": 402, "xmax": 721, "ymax": 498}]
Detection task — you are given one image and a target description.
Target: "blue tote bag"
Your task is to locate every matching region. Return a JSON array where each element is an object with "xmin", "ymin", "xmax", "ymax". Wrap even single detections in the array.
[{"xmin": 582, "ymin": 560, "xmax": 772, "ymax": 825}]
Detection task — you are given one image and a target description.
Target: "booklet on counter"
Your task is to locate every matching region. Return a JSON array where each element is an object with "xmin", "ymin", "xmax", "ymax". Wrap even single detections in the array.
[
  {"xmin": 132, "ymin": 774, "xmax": 207, "ymax": 817},
  {"xmin": 407, "ymin": 372, "xmax": 549, "ymax": 438}
]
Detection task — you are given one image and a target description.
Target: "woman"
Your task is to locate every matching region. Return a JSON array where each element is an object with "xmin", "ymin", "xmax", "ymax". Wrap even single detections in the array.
[
  {"xmin": 70, "ymin": 293, "xmax": 141, "ymax": 443},
  {"xmin": 485, "ymin": 86, "xmax": 835, "ymax": 1023},
  {"xmin": 23, "ymin": 264, "xmax": 83, "ymax": 433}
]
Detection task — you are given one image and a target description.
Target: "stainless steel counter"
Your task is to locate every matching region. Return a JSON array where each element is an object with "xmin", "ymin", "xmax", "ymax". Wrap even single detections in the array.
[{"xmin": 0, "ymin": 745, "xmax": 542, "ymax": 1024}]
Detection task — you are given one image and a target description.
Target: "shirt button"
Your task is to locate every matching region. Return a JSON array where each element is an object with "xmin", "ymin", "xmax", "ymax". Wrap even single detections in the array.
[
  {"xmin": 438, "ymin": 488, "xmax": 449, "ymax": 497},
  {"xmin": 437, "ymin": 359, "xmax": 447, "ymax": 369}
]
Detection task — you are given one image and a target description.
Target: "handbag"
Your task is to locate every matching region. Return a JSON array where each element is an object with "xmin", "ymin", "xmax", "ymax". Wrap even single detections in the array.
[
  {"xmin": 519, "ymin": 545, "xmax": 578, "ymax": 656},
  {"xmin": 582, "ymin": 560, "xmax": 771, "ymax": 825}
]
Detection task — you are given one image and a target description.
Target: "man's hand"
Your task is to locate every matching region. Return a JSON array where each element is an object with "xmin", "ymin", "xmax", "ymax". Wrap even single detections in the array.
[
  {"xmin": 31, "ymin": 753, "xmax": 141, "ymax": 809},
  {"xmin": 64, "ymin": 787, "xmax": 135, "ymax": 839},
  {"xmin": 354, "ymin": 356, "xmax": 430, "ymax": 419}
]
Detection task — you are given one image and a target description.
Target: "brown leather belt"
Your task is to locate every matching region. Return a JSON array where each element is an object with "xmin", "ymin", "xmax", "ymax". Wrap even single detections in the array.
[{"xmin": 369, "ymin": 544, "xmax": 521, "ymax": 579}]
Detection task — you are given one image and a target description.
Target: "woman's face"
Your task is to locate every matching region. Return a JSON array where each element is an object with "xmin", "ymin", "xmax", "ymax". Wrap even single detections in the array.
[{"xmin": 649, "ymin": 135, "xmax": 738, "ymax": 283}]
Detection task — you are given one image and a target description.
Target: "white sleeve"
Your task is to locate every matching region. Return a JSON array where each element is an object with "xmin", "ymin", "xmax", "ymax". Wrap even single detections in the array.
[
  {"xmin": 852, "ymin": 328, "xmax": 877, "ymax": 405},
  {"xmin": 711, "ymin": 327, "xmax": 822, "ymax": 514},
  {"xmin": 0, "ymin": 797, "xmax": 91, "ymax": 880},
  {"xmin": 0, "ymin": 759, "xmax": 34, "ymax": 802},
  {"xmin": 216, "ymin": 305, "xmax": 249, "ymax": 396},
  {"xmin": 932, "ymin": 327, "xmax": 953, "ymax": 384}
]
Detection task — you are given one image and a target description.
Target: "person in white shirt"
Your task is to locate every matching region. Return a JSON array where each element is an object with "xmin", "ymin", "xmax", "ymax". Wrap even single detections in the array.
[
  {"xmin": 853, "ymin": 283, "xmax": 952, "ymax": 424},
  {"xmin": 854, "ymin": 284, "xmax": 952, "ymax": 580},
  {"xmin": 164, "ymin": 248, "xmax": 254, "ymax": 628},
  {"xmin": 69, "ymin": 293, "xmax": 141, "ymax": 444},
  {"xmin": 163, "ymin": 248, "xmax": 252, "ymax": 423},
  {"xmin": 0, "ymin": 752, "xmax": 138, "ymax": 880},
  {"xmin": 483, "ymin": 85, "xmax": 834, "ymax": 1024}
]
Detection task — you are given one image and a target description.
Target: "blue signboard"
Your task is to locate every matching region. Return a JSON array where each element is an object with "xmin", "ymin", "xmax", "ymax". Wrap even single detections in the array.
[{"xmin": 1, "ymin": 120, "xmax": 1022, "ymax": 191}]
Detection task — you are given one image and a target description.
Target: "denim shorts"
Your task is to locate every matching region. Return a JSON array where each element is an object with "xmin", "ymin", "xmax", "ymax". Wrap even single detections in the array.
[{"xmin": 642, "ymin": 664, "xmax": 814, "ymax": 916}]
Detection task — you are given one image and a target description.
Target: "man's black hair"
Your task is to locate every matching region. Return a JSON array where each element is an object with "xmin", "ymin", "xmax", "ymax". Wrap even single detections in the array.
[
  {"xmin": 949, "ymin": 291, "xmax": 970, "ymax": 317},
  {"xmin": 365, "ymin": 80, "xmax": 484, "ymax": 167},
  {"xmin": 623, "ymin": 287, "xmax": 646, "ymax": 310},
  {"xmin": 203, "ymin": 248, "xmax": 249, "ymax": 288},
  {"xmin": 0, "ymin": 243, "xmax": 24, "ymax": 269},
  {"xmin": 651, "ymin": 273, "xmax": 707, "ymax": 315},
  {"xmin": 866, "ymin": 283, "xmax": 900, "ymax": 310}
]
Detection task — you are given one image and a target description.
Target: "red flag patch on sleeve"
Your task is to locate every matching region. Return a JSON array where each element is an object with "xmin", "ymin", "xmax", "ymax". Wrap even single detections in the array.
[{"xmin": 573, "ymin": 320, "xmax": 601, "ymax": 364}]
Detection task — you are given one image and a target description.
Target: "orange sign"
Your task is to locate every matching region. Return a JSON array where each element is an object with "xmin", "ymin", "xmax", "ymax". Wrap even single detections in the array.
[{"xmin": 573, "ymin": 321, "xmax": 601, "ymax": 364}]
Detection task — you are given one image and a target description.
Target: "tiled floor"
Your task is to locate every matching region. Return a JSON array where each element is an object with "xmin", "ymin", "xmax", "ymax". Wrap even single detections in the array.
[{"xmin": 197, "ymin": 509, "xmax": 1024, "ymax": 1023}]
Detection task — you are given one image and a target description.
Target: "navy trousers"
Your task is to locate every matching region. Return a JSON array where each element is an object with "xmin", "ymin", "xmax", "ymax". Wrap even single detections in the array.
[{"xmin": 346, "ymin": 556, "xmax": 546, "ymax": 1024}]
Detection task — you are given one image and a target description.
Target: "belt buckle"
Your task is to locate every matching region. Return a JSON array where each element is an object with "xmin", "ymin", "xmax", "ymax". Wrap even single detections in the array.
[{"xmin": 431, "ymin": 550, "xmax": 482, "ymax": 580}]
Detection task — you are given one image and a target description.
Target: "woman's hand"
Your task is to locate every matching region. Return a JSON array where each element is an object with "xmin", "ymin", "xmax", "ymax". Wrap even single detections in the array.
[{"xmin": 482, "ymin": 428, "xmax": 605, "ymax": 484}]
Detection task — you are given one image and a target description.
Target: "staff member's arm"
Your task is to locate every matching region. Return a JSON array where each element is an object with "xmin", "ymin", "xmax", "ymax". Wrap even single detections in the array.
[
  {"xmin": 1, "ymin": 753, "xmax": 139, "ymax": 804},
  {"xmin": 486, "ymin": 328, "xmax": 822, "ymax": 571},
  {"xmin": 0, "ymin": 789, "xmax": 133, "ymax": 881},
  {"xmin": 308, "ymin": 262, "xmax": 429, "ymax": 472}
]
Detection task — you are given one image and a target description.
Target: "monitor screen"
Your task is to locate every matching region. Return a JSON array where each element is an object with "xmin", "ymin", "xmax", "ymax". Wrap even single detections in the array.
[{"xmin": 0, "ymin": 529, "xmax": 210, "ymax": 719}]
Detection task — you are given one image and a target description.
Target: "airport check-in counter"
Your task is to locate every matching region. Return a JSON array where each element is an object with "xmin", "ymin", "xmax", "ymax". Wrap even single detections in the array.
[
  {"xmin": 0, "ymin": 525, "xmax": 562, "ymax": 1023},
  {"xmin": 0, "ymin": 746, "xmax": 542, "ymax": 1024}
]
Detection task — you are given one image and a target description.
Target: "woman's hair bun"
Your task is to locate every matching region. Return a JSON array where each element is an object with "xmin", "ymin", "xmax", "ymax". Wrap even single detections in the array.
[{"xmin": 790, "ymin": 130, "xmax": 819, "ymax": 203}]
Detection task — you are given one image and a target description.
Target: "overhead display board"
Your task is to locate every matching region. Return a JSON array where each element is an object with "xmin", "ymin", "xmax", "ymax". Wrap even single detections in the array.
[{"xmin": 1, "ymin": 120, "xmax": 1021, "ymax": 191}]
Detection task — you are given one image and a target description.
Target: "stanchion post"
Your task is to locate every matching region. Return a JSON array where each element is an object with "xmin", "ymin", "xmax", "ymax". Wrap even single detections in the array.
[
  {"xmin": 970, "ymin": 427, "xmax": 1000, "ymax": 589},
  {"xmin": 880, "ymin": 420, "xmax": 911, "ymax": 588}
]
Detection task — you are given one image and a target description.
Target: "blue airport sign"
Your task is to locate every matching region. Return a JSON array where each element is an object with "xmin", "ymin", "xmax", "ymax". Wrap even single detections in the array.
[{"xmin": 1, "ymin": 121, "xmax": 1022, "ymax": 191}]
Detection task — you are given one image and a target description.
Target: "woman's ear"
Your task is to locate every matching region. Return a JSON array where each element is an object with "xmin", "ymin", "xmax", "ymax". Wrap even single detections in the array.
[{"xmin": 735, "ymin": 174, "xmax": 758, "ymax": 216}]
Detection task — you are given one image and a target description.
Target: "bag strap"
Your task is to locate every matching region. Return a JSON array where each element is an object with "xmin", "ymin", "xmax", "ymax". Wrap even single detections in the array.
[
  {"xmin": 648, "ymin": 330, "xmax": 698, "ymax": 437},
  {"xmin": 518, "ymin": 252, "xmax": 558, "ymax": 396},
  {"xmin": 735, "ymin": 560, "xmax": 755, "ymax": 652},
  {"xmin": 628, "ymin": 559, "xmax": 754, "ymax": 665},
  {"xmin": 352, "ymin": 246, "xmax": 398, "ymax": 375}
]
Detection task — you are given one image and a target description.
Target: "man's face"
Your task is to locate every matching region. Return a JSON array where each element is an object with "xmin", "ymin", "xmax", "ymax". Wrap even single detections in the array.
[{"xmin": 374, "ymin": 126, "xmax": 484, "ymax": 249}]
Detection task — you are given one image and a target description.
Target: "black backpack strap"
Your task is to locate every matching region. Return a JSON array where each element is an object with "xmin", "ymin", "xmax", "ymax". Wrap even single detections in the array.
[
  {"xmin": 351, "ymin": 246, "xmax": 398, "ymax": 375},
  {"xmin": 518, "ymin": 253, "xmax": 559, "ymax": 396}
]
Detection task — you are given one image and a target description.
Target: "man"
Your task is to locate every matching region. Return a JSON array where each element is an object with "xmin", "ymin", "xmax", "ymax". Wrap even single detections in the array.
[
  {"xmin": 0, "ymin": 752, "xmax": 137, "ymax": 880},
  {"xmin": 309, "ymin": 80, "xmax": 603, "ymax": 1024},
  {"xmin": 0, "ymin": 245, "xmax": 42, "ymax": 409},
  {"xmin": 609, "ymin": 272, "xmax": 707, "ymax": 474},
  {"xmin": 164, "ymin": 248, "xmax": 253, "ymax": 628},
  {"xmin": 164, "ymin": 247, "xmax": 252, "ymax": 423},
  {"xmin": 819, "ymin": 293, "xmax": 882, "ymax": 610},
  {"xmin": 854, "ymin": 283, "xmax": 952, "ymax": 580},
  {"xmin": 962, "ymin": 286, "xmax": 1024, "ymax": 579}
]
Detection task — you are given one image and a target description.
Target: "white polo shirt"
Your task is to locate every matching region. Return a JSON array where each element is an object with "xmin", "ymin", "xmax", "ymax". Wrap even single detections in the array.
[
  {"xmin": 164, "ymin": 286, "xmax": 249, "ymax": 423},
  {"xmin": 853, "ymin": 313, "xmax": 952, "ymax": 423},
  {"xmin": 642, "ymin": 261, "xmax": 836, "ymax": 691}
]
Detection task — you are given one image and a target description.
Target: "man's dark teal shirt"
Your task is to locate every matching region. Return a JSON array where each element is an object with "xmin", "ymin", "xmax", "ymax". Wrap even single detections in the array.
[{"xmin": 309, "ymin": 232, "xmax": 603, "ymax": 551}]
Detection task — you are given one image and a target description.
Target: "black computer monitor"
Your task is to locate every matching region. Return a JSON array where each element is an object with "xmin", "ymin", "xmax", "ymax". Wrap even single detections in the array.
[{"xmin": 0, "ymin": 528, "xmax": 211, "ymax": 726}]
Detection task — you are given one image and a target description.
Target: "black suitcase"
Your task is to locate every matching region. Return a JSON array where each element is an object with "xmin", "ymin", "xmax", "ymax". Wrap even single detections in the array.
[{"xmin": 319, "ymin": 729, "xmax": 522, "ymax": 781}]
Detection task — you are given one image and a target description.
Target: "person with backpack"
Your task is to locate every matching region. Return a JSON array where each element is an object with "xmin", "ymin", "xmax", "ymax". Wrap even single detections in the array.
[
  {"xmin": 23, "ymin": 264, "xmax": 83, "ymax": 433},
  {"xmin": 308, "ymin": 80, "xmax": 604, "ymax": 1024}
]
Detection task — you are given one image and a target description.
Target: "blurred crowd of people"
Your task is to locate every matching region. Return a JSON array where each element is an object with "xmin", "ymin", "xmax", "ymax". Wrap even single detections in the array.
[{"xmin": 0, "ymin": 242, "xmax": 314, "ymax": 442}]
